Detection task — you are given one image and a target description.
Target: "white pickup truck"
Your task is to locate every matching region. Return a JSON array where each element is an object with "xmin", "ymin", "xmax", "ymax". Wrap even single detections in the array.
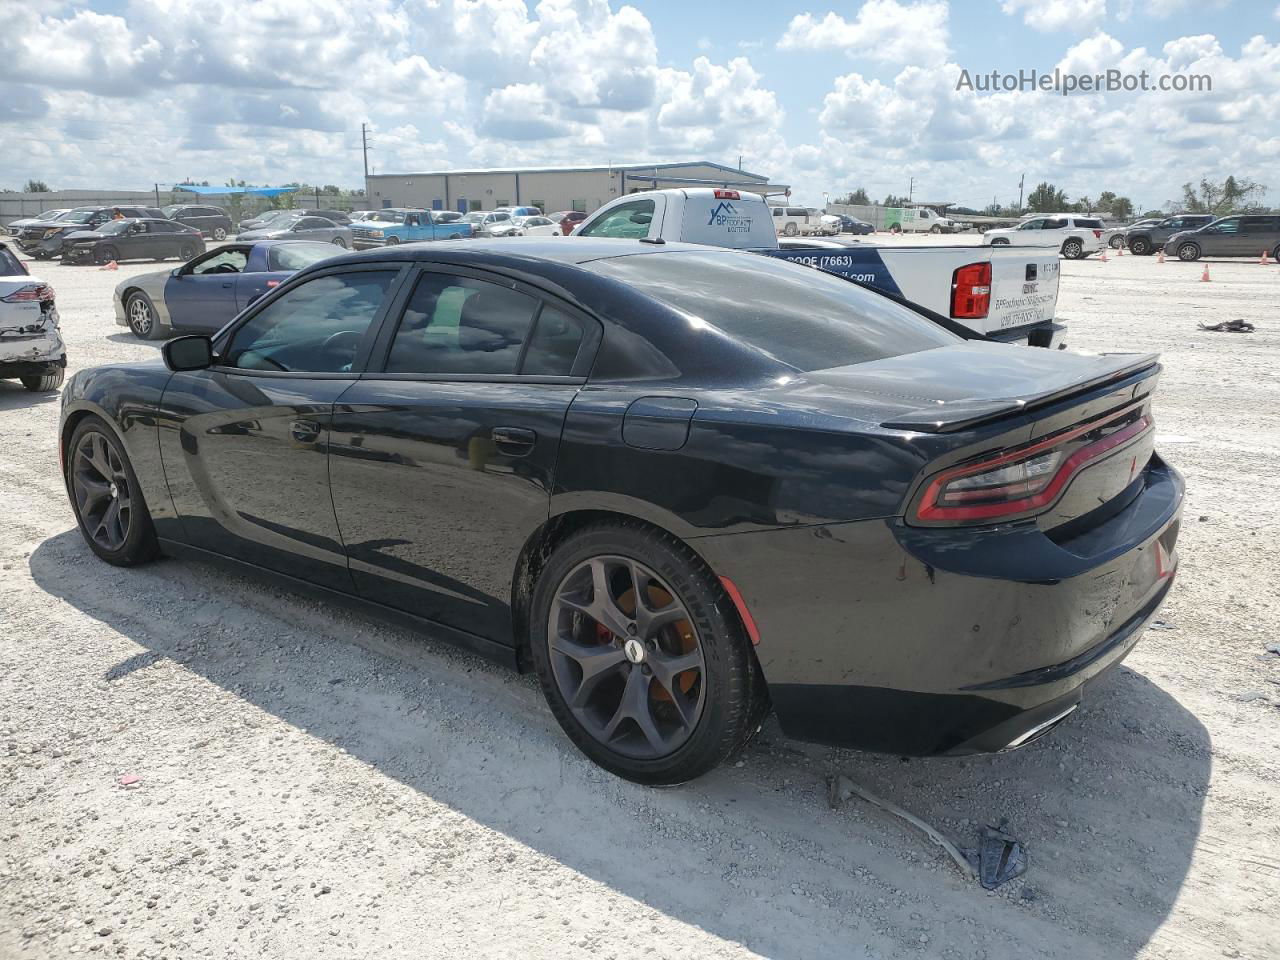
[{"xmin": 572, "ymin": 189, "xmax": 1065, "ymax": 348}]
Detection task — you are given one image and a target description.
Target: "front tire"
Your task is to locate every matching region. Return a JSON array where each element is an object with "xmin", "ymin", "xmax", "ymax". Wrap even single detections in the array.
[
  {"xmin": 930, "ymin": 224, "xmax": 941, "ymax": 234},
  {"xmin": 65, "ymin": 416, "xmax": 160, "ymax": 567},
  {"xmin": 331, "ymin": 237, "xmax": 347, "ymax": 248},
  {"xmin": 20, "ymin": 367, "xmax": 64, "ymax": 392},
  {"xmin": 125, "ymin": 291, "xmax": 164, "ymax": 340},
  {"xmin": 1109, "ymin": 234, "xmax": 1124, "ymax": 249},
  {"xmin": 212, "ymin": 227, "xmax": 227, "ymax": 241},
  {"xmin": 1061, "ymin": 238, "xmax": 1084, "ymax": 259},
  {"xmin": 783, "ymin": 223, "xmax": 798, "ymax": 237},
  {"xmin": 1129, "ymin": 236, "xmax": 1152, "ymax": 256},
  {"xmin": 1177, "ymin": 242, "xmax": 1201, "ymax": 261},
  {"xmin": 384, "ymin": 235, "xmax": 400, "ymax": 246},
  {"xmin": 97, "ymin": 244, "xmax": 120, "ymax": 265},
  {"xmin": 529, "ymin": 523, "xmax": 767, "ymax": 785},
  {"xmin": 990, "ymin": 237, "xmax": 1010, "ymax": 245}
]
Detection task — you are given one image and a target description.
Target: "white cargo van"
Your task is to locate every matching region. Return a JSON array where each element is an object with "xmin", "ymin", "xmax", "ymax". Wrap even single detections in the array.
[{"xmin": 572, "ymin": 189, "xmax": 1065, "ymax": 347}]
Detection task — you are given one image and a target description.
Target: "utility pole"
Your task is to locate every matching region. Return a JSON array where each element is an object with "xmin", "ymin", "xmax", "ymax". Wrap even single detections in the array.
[
  {"xmin": 1017, "ymin": 173, "xmax": 1025, "ymax": 212},
  {"xmin": 361, "ymin": 123, "xmax": 371, "ymax": 181},
  {"xmin": 908, "ymin": 177, "xmax": 915, "ymax": 203}
]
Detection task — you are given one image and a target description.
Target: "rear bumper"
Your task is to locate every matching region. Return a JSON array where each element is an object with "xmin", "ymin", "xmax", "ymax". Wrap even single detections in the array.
[
  {"xmin": 988, "ymin": 321, "xmax": 1067, "ymax": 349},
  {"xmin": 694, "ymin": 455, "xmax": 1183, "ymax": 756},
  {"xmin": 352, "ymin": 237, "xmax": 388, "ymax": 249}
]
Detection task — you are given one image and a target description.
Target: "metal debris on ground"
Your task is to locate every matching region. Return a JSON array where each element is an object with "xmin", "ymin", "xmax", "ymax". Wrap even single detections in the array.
[
  {"xmin": 1149, "ymin": 619, "xmax": 1177, "ymax": 631},
  {"xmin": 826, "ymin": 775, "xmax": 976, "ymax": 880},
  {"xmin": 1198, "ymin": 319, "xmax": 1255, "ymax": 333},
  {"xmin": 963, "ymin": 824, "xmax": 1029, "ymax": 891},
  {"xmin": 1265, "ymin": 643, "xmax": 1280, "ymax": 656}
]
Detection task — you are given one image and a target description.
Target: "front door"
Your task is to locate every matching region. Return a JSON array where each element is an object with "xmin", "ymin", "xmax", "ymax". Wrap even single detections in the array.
[
  {"xmin": 328, "ymin": 265, "xmax": 596, "ymax": 643},
  {"xmin": 158, "ymin": 264, "xmax": 406, "ymax": 590},
  {"xmin": 165, "ymin": 246, "xmax": 252, "ymax": 332}
]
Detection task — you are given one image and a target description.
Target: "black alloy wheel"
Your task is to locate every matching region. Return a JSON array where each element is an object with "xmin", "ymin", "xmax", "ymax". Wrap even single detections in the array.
[
  {"xmin": 1129, "ymin": 236, "xmax": 1152, "ymax": 256},
  {"xmin": 97, "ymin": 244, "xmax": 120, "ymax": 265},
  {"xmin": 179, "ymin": 243, "xmax": 198, "ymax": 260},
  {"xmin": 530, "ymin": 524, "xmax": 768, "ymax": 784},
  {"xmin": 66, "ymin": 418, "xmax": 159, "ymax": 565}
]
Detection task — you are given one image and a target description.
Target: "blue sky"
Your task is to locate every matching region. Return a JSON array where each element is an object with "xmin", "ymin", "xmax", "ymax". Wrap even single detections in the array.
[{"xmin": 1, "ymin": 0, "xmax": 1276, "ymax": 210}]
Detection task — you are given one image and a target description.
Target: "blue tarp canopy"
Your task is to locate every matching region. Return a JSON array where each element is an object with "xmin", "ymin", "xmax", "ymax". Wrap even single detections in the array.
[{"xmin": 172, "ymin": 185, "xmax": 298, "ymax": 197}]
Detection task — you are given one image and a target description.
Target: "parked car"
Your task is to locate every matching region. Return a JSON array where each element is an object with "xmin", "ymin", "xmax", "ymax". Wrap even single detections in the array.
[
  {"xmin": 1124, "ymin": 214, "xmax": 1216, "ymax": 256},
  {"xmin": 981, "ymin": 214, "xmax": 1105, "ymax": 259},
  {"xmin": 770, "ymin": 205, "xmax": 818, "ymax": 237},
  {"xmin": 162, "ymin": 204, "xmax": 234, "ymax": 241},
  {"xmin": 834, "ymin": 214, "xmax": 875, "ymax": 235},
  {"xmin": 237, "ymin": 208, "xmax": 351, "ymax": 233},
  {"xmin": 59, "ymin": 237, "xmax": 1182, "ymax": 784},
  {"xmin": 1164, "ymin": 214, "xmax": 1280, "ymax": 261},
  {"xmin": 432, "ymin": 210, "xmax": 465, "ymax": 224},
  {"xmin": 349, "ymin": 209, "xmax": 472, "ymax": 249},
  {"xmin": 113, "ymin": 240, "xmax": 338, "ymax": 340},
  {"xmin": 817, "ymin": 214, "xmax": 843, "ymax": 236},
  {"xmin": 548, "ymin": 211, "xmax": 588, "ymax": 235},
  {"xmin": 576, "ymin": 188, "xmax": 1066, "ymax": 347},
  {"xmin": 0, "ymin": 240, "xmax": 65, "ymax": 391},
  {"xmin": 15, "ymin": 205, "xmax": 166, "ymax": 259},
  {"xmin": 487, "ymin": 215, "xmax": 562, "ymax": 237},
  {"xmin": 492, "ymin": 205, "xmax": 542, "ymax": 218},
  {"xmin": 237, "ymin": 215, "xmax": 352, "ymax": 248},
  {"xmin": 886, "ymin": 207, "xmax": 960, "ymax": 234},
  {"xmin": 60, "ymin": 219, "xmax": 205, "ymax": 265},
  {"xmin": 461, "ymin": 211, "xmax": 515, "ymax": 237},
  {"xmin": 6, "ymin": 208, "xmax": 72, "ymax": 237}
]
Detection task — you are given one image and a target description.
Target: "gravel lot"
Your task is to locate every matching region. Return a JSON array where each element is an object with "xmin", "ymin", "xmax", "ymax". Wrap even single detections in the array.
[{"xmin": 2, "ymin": 240, "xmax": 1277, "ymax": 960}]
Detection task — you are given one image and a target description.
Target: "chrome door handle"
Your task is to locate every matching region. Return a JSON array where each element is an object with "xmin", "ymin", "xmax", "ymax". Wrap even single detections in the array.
[{"xmin": 290, "ymin": 419, "xmax": 321, "ymax": 444}]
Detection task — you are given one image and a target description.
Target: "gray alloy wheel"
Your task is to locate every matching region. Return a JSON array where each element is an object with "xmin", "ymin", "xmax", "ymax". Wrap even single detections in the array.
[
  {"xmin": 547, "ymin": 555, "xmax": 707, "ymax": 761},
  {"xmin": 97, "ymin": 244, "xmax": 120, "ymax": 265},
  {"xmin": 331, "ymin": 237, "xmax": 347, "ymax": 247},
  {"xmin": 1177, "ymin": 242, "xmax": 1201, "ymax": 261},
  {"xmin": 1109, "ymin": 234, "xmax": 1124, "ymax": 249},
  {"xmin": 20, "ymin": 367, "xmax": 64, "ymax": 392},
  {"xmin": 1061, "ymin": 238, "xmax": 1084, "ymax": 259},
  {"xmin": 66, "ymin": 418, "xmax": 159, "ymax": 566},
  {"xmin": 212, "ymin": 227, "xmax": 227, "ymax": 241},
  {"xmin": 1129, "ymin": 236, "xmax": 1152, "ymax": 256},
  {"xmin": 126, "ymin": 292, "xmax": 164, "ymax": 340}
]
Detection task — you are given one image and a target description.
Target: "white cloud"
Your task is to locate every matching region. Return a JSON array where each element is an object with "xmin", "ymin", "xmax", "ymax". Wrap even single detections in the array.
[
  {"xmin": 999, "ymin": 0, "xmax": 1107, "ymax": 33},
  {"xmin": 778, "ymin": 0, "xmax": 950, "ymax": 65}
]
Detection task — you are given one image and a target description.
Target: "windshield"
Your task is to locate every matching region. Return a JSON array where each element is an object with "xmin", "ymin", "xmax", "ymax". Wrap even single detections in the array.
[
  {"xmin": 586, "ymin": 251, "xmax": 958, "ymax": 372},
  {"xmin": 162, "ymin": 205, "xmax": 183, "ymax": 217},
  {"xmin": 461, "ymin": 213, "xmax": 486, "ymax": 223},
  {"xmin": 97, "ymin": 221, "xmax": 132, "ymax": 235},
  {"xmin": 60, "ymin": 210, "xmax": 98, "ymax": 224},
  {"xmin": 369, "ymin": 211, "xmax": 406, "ymax": 223}
]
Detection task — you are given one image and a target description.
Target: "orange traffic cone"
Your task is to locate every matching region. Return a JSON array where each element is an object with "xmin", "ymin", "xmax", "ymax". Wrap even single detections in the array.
[
  {"xmin": 1157, "ymin": 249, "xmax": 1165, "ymax": 263},
  {"xmin": 1200, "ymin": 265, "xmax": 1211, "ymax": 282},
  {"xmin": 1116, "ymin": 243, "xmax": 1124, "ymax": 256},
  {"xmin": 1260, "ymin": 249, "xmax": 1272, "ymax": 265},
  {"xmin": 98, "ymin": 260, "xmax": 118, "ymax": 271},
  {"xmin": 1100, "ymin": 249, "xmax": 1108, "ymax": 262}
]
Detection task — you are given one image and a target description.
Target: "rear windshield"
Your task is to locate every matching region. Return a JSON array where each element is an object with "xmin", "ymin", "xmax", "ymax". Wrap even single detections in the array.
[
  {"xmin": 0, "ymin": 245, "xmax": 25, "ymax": 276},
  {"xmin": 587, "ymin": 251, "xmax": 958, "ymax": 371}
]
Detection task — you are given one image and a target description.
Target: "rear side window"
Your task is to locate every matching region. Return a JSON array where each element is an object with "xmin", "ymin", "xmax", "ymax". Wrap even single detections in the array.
[
  {"xmin": 579, "ymin": 200, "xmax": 655, "ymax": 239},
  {"xmin": 267, "ymin": 243, "xmax": 337, "ymax": 271},
  {"xmin": 587, "ymin": 252, "xmax": 957, "ymax": 371},
  {"xmin": 1242, "ymin": 216, "xmax": 1280, "ymax": 233},
  {"xmin": 1074, "ymin": 218, "xmax": 1103, "ymax": 228},
  {"xmin": 1044, "ymin": 218, "xmax": 1068, "ymax": 229}
]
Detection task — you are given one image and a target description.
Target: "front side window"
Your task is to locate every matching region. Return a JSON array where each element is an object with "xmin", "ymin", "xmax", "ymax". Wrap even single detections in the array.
[
  {"xmin": 579, "ymin": 199, "xmax": 655, "ymax": 239},
  {"xmin": 385, "ymin": 274, "xmax": 539, "ymax": 375},
  {"xmin": 192, "ymin": 249, "xmax": 249, "ymax": 274},
  {"xmin": 1210, "ymin": 218, "xmax": 1239, "ymax": 234},
  {"xmin": 1018, "ymin": 219, "xmax": 1045, "ymax": 230},
  {"xmin": 223, "ymin": 271, "xmax": 397, "ymax": 373}
]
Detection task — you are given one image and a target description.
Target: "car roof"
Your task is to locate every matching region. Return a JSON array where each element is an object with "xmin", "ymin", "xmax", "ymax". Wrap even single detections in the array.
[{"xmin": 317, "ymin": 236, "xmax": 723, "ymax": 269}]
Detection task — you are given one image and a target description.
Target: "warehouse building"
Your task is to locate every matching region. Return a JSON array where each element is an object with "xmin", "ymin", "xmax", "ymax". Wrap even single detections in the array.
[{"xmin": 364, "ymin": 161, "xmax": 788, "ymax": 215}]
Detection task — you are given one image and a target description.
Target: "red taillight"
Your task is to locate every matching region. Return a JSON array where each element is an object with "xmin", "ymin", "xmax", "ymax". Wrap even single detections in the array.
[
  {"xmin": 713, "ymin": 190, "xmax": 740, "ymax": 200},
  {"xmin": 1093, "ymin": 229, "xmax": 1102, "ymax": 238},
  {"xmin": 950, "ymin": 262, "xmax": 991, "ymax": 319},
  {"xmin": 266, "ymin": 279, "xmax": 280, "ymax": 287},
  {"xmin": 911, "ymin": 404, "xmax": 1151, "ymax": 525},
  {"xmin": 1, "ymin": 283, "xmax": 54, "ymax": 303}
]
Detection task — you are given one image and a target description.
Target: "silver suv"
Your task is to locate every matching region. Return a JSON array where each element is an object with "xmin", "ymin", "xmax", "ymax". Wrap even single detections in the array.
[{"xmin": 1165, "ymin": 214, "xmax": 1280, "ymax": 261}]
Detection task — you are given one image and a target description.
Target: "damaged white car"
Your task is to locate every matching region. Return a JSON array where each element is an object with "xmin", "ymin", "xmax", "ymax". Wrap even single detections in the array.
[{"xmin": 1, "ymin": 241, "xmax": 66, "ymax": 392}]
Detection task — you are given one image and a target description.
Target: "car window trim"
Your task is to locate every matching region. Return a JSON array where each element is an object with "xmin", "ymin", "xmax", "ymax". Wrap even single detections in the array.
[
  {"xmin": 210, "ymin": 261, "xmax": 412, "ymax": 376},
  {"xmin": 362, "ymin": 262, "xmax": 602, "ymax": 382}
]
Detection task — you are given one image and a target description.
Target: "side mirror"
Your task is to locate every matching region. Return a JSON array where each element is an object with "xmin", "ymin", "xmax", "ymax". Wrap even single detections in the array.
[
  {"xmin": 163, "ymin": 335, "xmax": 214, "ymax": 372},
  {"xmin": 170, "ymin": 267, "xmax": 182, "ymax": 278}
]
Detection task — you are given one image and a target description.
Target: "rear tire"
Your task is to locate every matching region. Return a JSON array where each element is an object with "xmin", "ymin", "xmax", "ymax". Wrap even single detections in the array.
[
  {"xmin": 178, "ymin": 243, "xmax": 198, "ymax": 261},
  {"xmin": 331, "ymin": 237, "xmax": 347, "ymax": 248},
  {"xmin": 20, "ymin": 367, "xmax": 64, "ymax": 392},
  {"xmin": 529, "ymin": 522, "xmax": 768, "ymax": 785},
  {"xmin": 65, "ymin": 416, "xmax": 160, "ymax": 567},
  {"xmin": 1129, "ymin": 236, "xmax": 1152, "ymax": 256},
  {"xmin": 1061, "ymin": 238, "xmax": 1084, "ymax": 259},
  {"xmin": 212, "ymin": 227, "xmax": 227, "ymax": 241},
  {"xmin": 783, "ymin": 223, "xmax": 798, "ymax": 237},
  {"xmin": 1109, "ymin": 234, "xmax": 1124, "ymax": 249},
  {"xmin": 1177, "ymin": 242, "xmax": 1201, "ymax": 261}
]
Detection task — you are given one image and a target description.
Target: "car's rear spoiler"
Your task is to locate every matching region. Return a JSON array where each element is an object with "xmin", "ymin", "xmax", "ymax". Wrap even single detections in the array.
[{"xmin": 880, "ymin": 353, "xmax": 1161, "ymax": 434}]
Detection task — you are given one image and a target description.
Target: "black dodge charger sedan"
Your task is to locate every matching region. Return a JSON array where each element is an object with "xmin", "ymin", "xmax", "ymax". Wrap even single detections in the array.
[{"xmin": 59, "ymin": 239, "xmax": 1183, "ymax": 784}]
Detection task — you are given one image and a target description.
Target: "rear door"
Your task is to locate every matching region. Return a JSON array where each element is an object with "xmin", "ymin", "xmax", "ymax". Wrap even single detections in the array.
[
  {"xmin": 328, "ymin": 264, "xmax": 598, "ymax": 644},
  {"xmin": 1241, "ymin": 215, "xmax": 1280, "ymax": 257},
  {"xmin": 159, "ymin": 263, "xmax": 407, "ymax": 589}
]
